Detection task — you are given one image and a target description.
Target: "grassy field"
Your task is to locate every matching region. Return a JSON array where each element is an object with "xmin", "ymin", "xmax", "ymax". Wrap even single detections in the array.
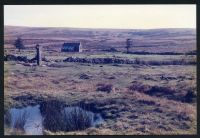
[{"xmin": 4, "ymin": 52, "xmax": 197, "ymax": 135}]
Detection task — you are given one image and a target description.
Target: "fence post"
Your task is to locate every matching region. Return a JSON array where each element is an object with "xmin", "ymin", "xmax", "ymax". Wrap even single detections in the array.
[{"xmin": 36, "ymin": 44, "xmax": 42, "ymax": 66}]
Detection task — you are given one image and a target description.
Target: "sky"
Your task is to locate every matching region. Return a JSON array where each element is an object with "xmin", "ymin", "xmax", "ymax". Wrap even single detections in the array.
[{"xmin": 4, "ymin": 5, "xmax": 196, "ymax": 29}]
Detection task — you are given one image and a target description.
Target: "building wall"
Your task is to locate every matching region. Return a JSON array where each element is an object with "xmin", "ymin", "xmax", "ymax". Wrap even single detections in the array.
[
  {"xmin": 79, "ymin": 43, "xmax": 82, "ymax": 52},
  {"xmin": 61, "ymin": 43, "xmax": 82, "ymax": 52}
]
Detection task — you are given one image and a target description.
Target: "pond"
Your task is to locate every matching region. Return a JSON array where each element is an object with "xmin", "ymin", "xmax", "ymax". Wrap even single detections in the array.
[
  {"xmin": 5, "ymin": 104, "xmax": 104, "ymax": 135},
  {"xmin": 6, "ymin": 105, "xmax": 43, "ymax": 135}
]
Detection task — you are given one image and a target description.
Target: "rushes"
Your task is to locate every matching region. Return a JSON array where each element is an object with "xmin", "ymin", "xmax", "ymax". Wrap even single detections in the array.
[
  {"xmin": 40, "ymin": 100, "xmax": 94, "ymax": 132},
  {"xmin": 63, "ymin": 106, "xmax": 93, "ymax": 131}
]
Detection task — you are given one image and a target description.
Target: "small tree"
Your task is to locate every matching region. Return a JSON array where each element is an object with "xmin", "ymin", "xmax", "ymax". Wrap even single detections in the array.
[
  {"xmin": 126, "ymin": 39, "xmax": 132, "ymax": 53},
  {"xmin": 14, "ymin": 37, "xmax": 25, "ymax": 52}
]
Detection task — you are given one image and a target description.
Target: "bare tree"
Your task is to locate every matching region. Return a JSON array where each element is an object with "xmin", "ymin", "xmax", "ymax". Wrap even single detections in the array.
[
  {"xmin": 14, "ymin": 37, "xmax": 25, "ymax": 52},
  {"xmin": 126, "ymin": 39, "xmax": 132, "ymax": 53}
]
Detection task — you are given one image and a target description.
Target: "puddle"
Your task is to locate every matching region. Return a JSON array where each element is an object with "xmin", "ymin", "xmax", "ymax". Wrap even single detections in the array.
[
  {"xmin": 7, "ymin": 105, "xmax": 43, "ymax": 135},
  {"xmin": 5, "ymin": 104, "xmax": 104, "ymax": 135},
  {"xmin": 92, "ymin": 113, "xmax": 104, "ymax": 126}
]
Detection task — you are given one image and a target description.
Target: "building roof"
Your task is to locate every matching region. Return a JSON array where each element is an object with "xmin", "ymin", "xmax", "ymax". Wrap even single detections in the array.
[{"xmin": 63, "ymin": 43, "xmax": 81, "ymax": 47}]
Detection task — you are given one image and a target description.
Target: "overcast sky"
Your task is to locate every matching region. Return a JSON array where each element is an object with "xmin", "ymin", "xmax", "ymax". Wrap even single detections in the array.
[{"xmin": 4, "ymin": 5, "xmax": 196, "ymax": 29}]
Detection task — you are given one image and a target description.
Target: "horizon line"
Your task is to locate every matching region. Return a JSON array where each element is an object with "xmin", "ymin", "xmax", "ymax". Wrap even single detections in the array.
[{"xmin": 4, "ymin": 25, "xmax": 196, "ymax": 30}]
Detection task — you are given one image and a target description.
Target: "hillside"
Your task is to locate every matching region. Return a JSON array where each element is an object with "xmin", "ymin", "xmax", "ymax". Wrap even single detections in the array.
[{"xmin": 4, "ymin": 26, "xmax": 196, "ymax": 53}]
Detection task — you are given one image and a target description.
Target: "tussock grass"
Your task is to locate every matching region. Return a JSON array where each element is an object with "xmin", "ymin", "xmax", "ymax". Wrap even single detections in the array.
[
  {"xmin": 63, "ymin": 106, "xmax": 93, "ymax": 131},
  {"xmin": 40, "ymin": 100, "xmax": 94, "ymax": 132}
]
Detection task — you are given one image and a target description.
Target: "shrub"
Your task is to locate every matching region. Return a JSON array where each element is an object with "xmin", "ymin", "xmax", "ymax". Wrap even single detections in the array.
[
  {"xmin": 96, "ymin": 84, "xmax": 113, "ymax": 93},
  {"xmin": 129, "ymin": 83, "xmax": 151, "ymax": 92},
  {"xmin": 184, "ymin": 90, "xmax": 197, "ymax": 103},
  {"xmin": 147, "ymin": 86, "xmax": 175, "ymax": 95}
]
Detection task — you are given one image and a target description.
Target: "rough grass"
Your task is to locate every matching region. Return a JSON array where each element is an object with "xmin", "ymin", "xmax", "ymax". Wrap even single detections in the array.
[
  {"xmin": 4, "ymin": 52, "xmax": 197, "ymax": 135},
  {"xmin": 129, "ymin": 81, "xmax": 196, "ymax": 103}
]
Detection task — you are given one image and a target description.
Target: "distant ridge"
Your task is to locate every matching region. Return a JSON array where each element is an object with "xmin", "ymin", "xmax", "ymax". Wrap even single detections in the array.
[
  {"xmin": 4, "ymin": 25, "xmax": 196, "ymax": 54},
  {"xmin": 4, "ymin": 25, "xmax": 195, "ymax": 31}
]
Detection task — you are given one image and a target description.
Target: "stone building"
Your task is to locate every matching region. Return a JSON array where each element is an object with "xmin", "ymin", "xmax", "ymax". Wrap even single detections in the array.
[{"xmin": 61, "ymin": 42, "xmax": 82, "ymax": 52}]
